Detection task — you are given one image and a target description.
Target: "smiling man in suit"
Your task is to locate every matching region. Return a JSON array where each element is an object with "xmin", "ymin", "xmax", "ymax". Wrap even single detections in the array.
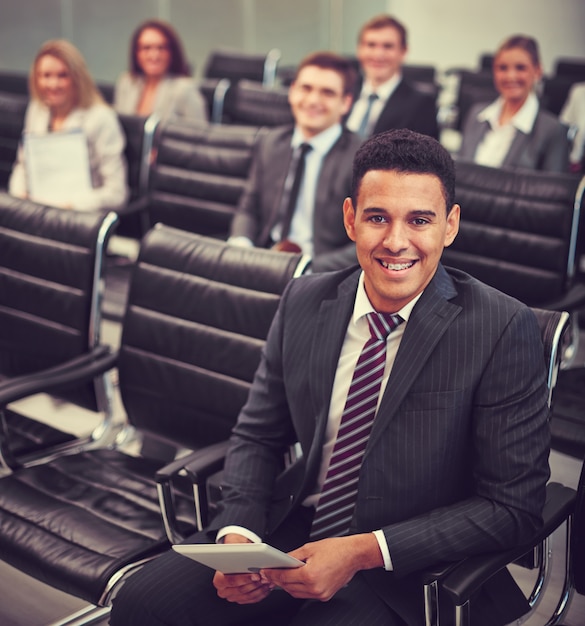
[
  {"xmin": 110, "ymin": 129, "xmax": 550, "ymax": 626},
  {"xmin": 346, "ymin": 15, "xmax": 439, "ymax": 140},
  {"xmin": 228, "ymin": 51, "xmax": 363, "ymax": 273}
]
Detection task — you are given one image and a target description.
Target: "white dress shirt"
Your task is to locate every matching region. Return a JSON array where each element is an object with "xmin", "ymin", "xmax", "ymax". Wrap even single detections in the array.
[
  {"xmin": 219, "ymin": 272, "xmax": 423, "ymax": 571},
  {"xmin": 346, "ymin": 74, "xmax": 402, "ymax": 136},
  {"xmin": 474, "ymin": 92, "xmax": 539, "ymax": 167},
  {"xmin": 560, "ymin": 82, "xmax": 585, "ymax": 166}
]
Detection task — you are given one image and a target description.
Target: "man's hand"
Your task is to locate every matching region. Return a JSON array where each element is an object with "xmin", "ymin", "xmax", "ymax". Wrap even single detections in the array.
[
  {"xmin": 259, "ymin": 533, "xmax": 383, "ymax": 601},
  {"xmin": 212, "ymin": 533, "xmax": 274, "ymax": 604}
]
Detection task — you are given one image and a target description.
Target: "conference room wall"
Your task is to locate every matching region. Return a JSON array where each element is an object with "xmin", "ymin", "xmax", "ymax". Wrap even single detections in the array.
[{"xmin": 0, "ymin": 0, "xmax": 583, "ymax": 83}]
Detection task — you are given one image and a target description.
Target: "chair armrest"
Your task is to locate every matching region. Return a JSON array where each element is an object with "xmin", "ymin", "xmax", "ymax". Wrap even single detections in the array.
[
  {"xmin": 0, "ymin": 345, "xmax": 117, "ymax": 407},
  {"xmin": 116, "ymin": 195, "xmax": 150, "ymax": 217},
  {"xmin": 156, "ymin": 440, "xmax": 229, "ymax": 543},
  {"xmin": 441, "ymin": 482, "xmax": 577, "ymax": 606}
]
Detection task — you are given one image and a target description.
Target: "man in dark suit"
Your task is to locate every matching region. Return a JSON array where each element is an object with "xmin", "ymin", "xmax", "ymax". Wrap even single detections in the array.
[
  {"xmin": 346, "ymin": 15, "xmax": 439, "ymax": 140},
  {"xmin": 228, "ymin": 52, "xmax": 363, "ymax": 273},
  {"xmin": 110, "ymin": 129, "xmax": 550, "ymax": 626}
]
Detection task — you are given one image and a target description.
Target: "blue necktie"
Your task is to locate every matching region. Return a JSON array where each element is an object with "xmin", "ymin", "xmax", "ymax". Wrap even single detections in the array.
[{"xmin": 357, "ymin": 93, "xmax": 379, "ymax": 138}]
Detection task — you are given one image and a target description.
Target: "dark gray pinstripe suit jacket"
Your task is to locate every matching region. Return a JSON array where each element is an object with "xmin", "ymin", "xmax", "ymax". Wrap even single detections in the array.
[{"xmin": 211, "ymin": 263, "xmax": 550, "ymax": 623}]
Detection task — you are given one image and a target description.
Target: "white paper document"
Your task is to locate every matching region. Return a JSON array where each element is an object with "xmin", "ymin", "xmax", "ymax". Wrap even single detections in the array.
[{"xmin": 24, "ymin": 129, "xmax": 92, "ymax": 207}]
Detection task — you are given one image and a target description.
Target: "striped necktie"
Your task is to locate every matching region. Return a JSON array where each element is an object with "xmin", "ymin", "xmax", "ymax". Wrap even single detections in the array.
[{"xmin": 310, "ymin": 311, "xmax": 402, "ymax": 541}]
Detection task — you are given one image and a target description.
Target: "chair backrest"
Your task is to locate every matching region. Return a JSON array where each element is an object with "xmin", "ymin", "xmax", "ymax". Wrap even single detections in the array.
[
  {"xmin": 118, "ymin": 225, "xmax": 308, "ymax": 448},
  {"xmin": 96, "ymin": 81, "xmax": 115, "ymax": 104},
  {"xmin": 402, "ymin": 64, "xmax": 439, "ymax": 99},
  {"xmin": 478, "ymin": 53, "xmax": 494, "ymax": 72},
  {"xmin": 454, "ymin": 70, "xmax": 498, "ymax": 130},
  {"xmin": 204, "ymin": 48, "xmax": 281, "ymax": 87},
  {"xmin": 541, "ymin": 75, "xmax": 580, "ymax": 117},
  {"xmin": 0, "ymin": 192, "xmax": 118, "ymax": 410},
  {"xmin": 443, "ymin": 161, "xmax": 585, "ymax": 308},
  {"xmin": 117, "ymin": 113, "xmax": 159, "ymax": 203},
  {"xmin": 0, "ymin": 72, "xmax": 29, "ymax": 96},
  {"xmin": 112, "ymin": 113, "xmax": 159, "ymax": 239},
  {"xmin": 222, "ymin": 79, "xmax": 293, "ymax": 126},
  {"xmin": 148, "ymin": 119, "xmax": 264, "ymax": 238},
  {"xmin": 554, "ymin": 58, "xmax": 585, "ymax": 81},
  {"xmin": 0, "ymin": 91, "xmax": 27, "ymax": 189}
]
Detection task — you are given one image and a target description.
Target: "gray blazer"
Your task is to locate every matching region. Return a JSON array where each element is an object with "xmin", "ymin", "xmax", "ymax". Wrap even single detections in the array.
[
  {"xmin": 212, "ymin": 264, "xmax": 550, "ymax": 623},
  {"xmin": 113, "ymin": 72, "xmax": 208, "ymax": 122},
  {"xmin": 229, "ymin": 125, "xmax": 362, "ymax": 272},
  {"xmin": 458, "ymin": 101, "xmax": 569, "ymax": 172}
]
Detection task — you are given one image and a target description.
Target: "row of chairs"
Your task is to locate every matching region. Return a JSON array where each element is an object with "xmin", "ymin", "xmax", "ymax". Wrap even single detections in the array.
[
  {"xmin": 0, "ymin": 196, "xmax": 309, "ymax": 624},
  {"xmin": 1, "ymin": 91, "xmax": 584, "ymax": 313},
  {"xmin": 0, "ymin": 193, "xmax": 583, "ymax": 625},
  {"xmin": 3, "ymin": 93, "xmax": 584, "ymax": 344}
]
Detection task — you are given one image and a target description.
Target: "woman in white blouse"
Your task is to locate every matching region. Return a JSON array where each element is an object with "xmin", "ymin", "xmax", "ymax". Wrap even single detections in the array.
[
  {"xmin": 9, "ymin": 39, "xmax": 128, "ymax": 211},
  {"xmin": 458, "ymin": 35, "xmax": 569, "ymax": 172},
  {"xmin": 114, "ymin": 19, "xmax": 207, "ymax": 122}
]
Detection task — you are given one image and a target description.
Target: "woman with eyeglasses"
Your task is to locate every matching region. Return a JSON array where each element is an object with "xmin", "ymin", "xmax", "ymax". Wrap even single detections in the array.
[{"xmin": 114, "ymin": 19, "xmax": 207, "ymax": 122}]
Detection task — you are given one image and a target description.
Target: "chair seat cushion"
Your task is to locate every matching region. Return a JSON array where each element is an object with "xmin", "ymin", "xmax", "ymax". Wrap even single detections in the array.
[
  {"xmin": 3, "ymin": 408, "xmax": 77, "ymax": 458},
  {"xmin": 0, "ymin": 448, "xmax": 197, "ymax": 604}
]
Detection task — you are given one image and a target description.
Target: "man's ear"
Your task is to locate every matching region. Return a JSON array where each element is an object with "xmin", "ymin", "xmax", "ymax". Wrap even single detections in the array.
[
  {"xmin": 343, "ymin": 197, "xmax": 357, "ymax": 242},
  {"xmin": 444, "ymin": 204, "xmax": 460, "ymax": 248},
  {"xmin": 341, "ymin": 93, "xmax": 353, "ymax": 116},
  {"xmin": 287, "ymin": 81, "xmax": 296, "ymax": 106}
]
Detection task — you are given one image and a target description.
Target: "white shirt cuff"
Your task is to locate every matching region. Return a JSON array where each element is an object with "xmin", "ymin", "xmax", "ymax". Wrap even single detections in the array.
[
  {"xmin": 373, "ymin": 529, "xmax": 394, "ymax": 570},
  {"xmin": 216, "ymin": 526, "xmax": 262, "ymax": 544},
  {"xmin": 227, "ymin": 236, "xmax": 254, "ymax": 248}
]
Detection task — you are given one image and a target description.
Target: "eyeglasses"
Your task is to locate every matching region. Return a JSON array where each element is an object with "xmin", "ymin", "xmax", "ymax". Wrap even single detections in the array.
[{"xmin": 137, "ymin": 44, "xmax": 170, "ymax": 53}]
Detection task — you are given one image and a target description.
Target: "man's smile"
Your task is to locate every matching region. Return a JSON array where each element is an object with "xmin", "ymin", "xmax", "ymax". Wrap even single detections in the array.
[{"xmin": 378, "ymin": 259, "xmax": 416, "ymax": 271}]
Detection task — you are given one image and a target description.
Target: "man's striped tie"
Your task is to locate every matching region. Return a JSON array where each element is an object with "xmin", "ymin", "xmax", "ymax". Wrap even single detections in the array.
[{"xmin": 310, "ymin": 311, "xmax": 402, "ymax": 541}]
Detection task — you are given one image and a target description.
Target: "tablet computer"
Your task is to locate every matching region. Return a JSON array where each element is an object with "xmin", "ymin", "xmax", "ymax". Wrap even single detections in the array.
[{"xmin": 172, "ymin": 542, "xmax": 305, "ymax": 574}]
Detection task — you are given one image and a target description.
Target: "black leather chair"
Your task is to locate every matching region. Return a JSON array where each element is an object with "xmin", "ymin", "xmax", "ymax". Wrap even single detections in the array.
[
  {"xmin": 0, "ymin": 226, "xmax": 309, "ymax": 624},
  {"xmin": 0, "ymin": 91, "xmax": 27, "ymax": 189},
  {"xmin": 0, "ymin": 193, "xmax": 118, "ymax": 468},
  {"xmin": 452, "ymin": 70, "xmax": 497, "ymax": 131},
  {"xmin": 0, "ymin": 71, "xmax": 29, "ymax": 96},
  {"xmin": 443, "ymin": 162, "xmax": 585, "ymax": 349},
  {"xmin": 203, "ymin": 47, "xmax": 281, "ymax": 87},
  {"xmin": 554, "ymin": 58, "xmax": 585, "ymax": 82},
  {"xmin": 402, "ymin": 64, "xmax": 440, "ymax": 100},
  {"xmin": 440, "ymin": 454, "xmax": 584, "ymax": 626},
  {"xmin": 221, "ymin": 79, "xmax": 293, "ymax": 127},
  {"xmin": 114, "ymin": 112, "xmax": 159, "ymax": 239},
  {"xmin": 542, "ymin": 75, "xmax": 580, "ymax": 117},
  {"xmin": 146, "ymin": 119, "xmax": 264, "ymax": 238},
  {"xmin": 200, "ymin": 48, "xmax": 281, "ymax": 123},
  {"xmin": 422, "ymin": 308, "xmax": 575, "ymax": 626}
]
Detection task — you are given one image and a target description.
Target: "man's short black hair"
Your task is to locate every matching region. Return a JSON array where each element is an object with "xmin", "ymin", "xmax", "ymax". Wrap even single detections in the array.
[{"xmin": 350, "ymin": 129, "xmax": 456, "ymax": 212}]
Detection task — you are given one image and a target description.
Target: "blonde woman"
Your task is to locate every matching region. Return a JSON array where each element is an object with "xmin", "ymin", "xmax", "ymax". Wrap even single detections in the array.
[
  {"xmin": 9, "ymin": 39, "xmax": 128, "ymax": 211},
  {"xmin": 458, "ymin": 35, "xmax": 569, "ymax": 172}
]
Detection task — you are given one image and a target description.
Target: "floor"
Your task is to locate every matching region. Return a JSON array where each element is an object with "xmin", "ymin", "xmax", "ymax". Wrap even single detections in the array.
[{"xmin": 1, "ymin": 260, "xmax": 585, "ymax": 625}]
